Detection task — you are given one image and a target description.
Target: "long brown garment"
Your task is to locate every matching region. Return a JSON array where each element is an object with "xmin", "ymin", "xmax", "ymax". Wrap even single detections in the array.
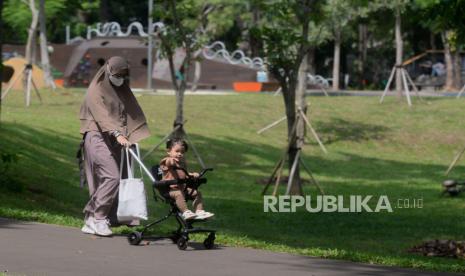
[
  {"xmin": 80, "ymin": 56, "xmax": 150, "ymax": 222},
  {"xmin": 83, "ymin": 131, "xmax": 121, "ymax": 221}
]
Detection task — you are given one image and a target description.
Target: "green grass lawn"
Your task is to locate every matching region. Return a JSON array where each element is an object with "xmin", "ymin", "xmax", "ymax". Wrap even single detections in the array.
[{"xmin": 1, "ymin": 89, "xmax": 465, "ymax": 273}]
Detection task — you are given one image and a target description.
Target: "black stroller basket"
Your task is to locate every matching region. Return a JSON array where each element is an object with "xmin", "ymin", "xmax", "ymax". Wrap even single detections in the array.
[{"xmin": 125, "ymin": 148, "xmax": 216, "ymax": 250}]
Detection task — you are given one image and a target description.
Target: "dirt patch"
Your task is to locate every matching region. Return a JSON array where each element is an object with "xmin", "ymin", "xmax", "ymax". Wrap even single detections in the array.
[{"xmin": 409, "ymin": 240, "xmax": 465, "ymax": 259}]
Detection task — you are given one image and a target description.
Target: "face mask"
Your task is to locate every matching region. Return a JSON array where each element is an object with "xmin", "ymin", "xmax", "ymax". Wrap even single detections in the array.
[
  {"xmin": 107, "ymin": 64, "xmax": 126, "ymax": 87},
  {"xmin": 109, "ymin": 75, "xmax": 124, "ymax": 86}
]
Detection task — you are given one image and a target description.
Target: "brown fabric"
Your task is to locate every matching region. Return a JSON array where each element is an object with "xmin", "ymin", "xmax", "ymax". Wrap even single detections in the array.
[
  {"xmin": 79, "ymin": 56, "xmax": 150, "ymax": 143},
  {"xmin": 169, "ymin": 188, "xmax": 204, "ymax": 213},
  {"xmin": 160, "ymin": 157, "xmax": 188, "ymax": 189},
  {"xmin": 83, "ymin": 131, "xmax": 121, "ymax": 220}
]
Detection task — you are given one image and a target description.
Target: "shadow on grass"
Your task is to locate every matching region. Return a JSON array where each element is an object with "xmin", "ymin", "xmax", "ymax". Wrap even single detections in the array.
[
  {"xmin": 184, "ymin": 132, "xmax": 457, "ymax": 185},
  {"xmin": 0, "ymin": 122, "xmax": 88, "ymax": 226},
  {"xmin": 315, "ymin": 118, "xmax": 390, "ymax": 144}
]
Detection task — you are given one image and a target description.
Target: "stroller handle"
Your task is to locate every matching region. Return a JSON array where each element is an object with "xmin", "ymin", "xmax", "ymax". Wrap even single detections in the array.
[
  {"xmin": 128, "ymin": 148, "xmax": 156, "ymax": 182},
  {"xmin": 172, "ymin": 166, "xmax": 214, "ymax": 178},
  {"xmin": 153, "ymin": 179, "xmax": 181, "ymax": 187}
]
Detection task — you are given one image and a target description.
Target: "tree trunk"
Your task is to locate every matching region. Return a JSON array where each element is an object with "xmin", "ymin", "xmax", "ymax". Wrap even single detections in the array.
[
  {"xmin": 287, "ymin": 54, "xmax": 309, "ymax": 196},
  {"xmin": 174, "ymin": 63, "xmax": 186, "ymax": 138},
  {"xmin": 173, "ymin": 85, "xmax": 185, "ymax": 138},
  {"xmin": 24, "ymin": 0, "xmax": 39, "ymax": 104},
  {"xmin": 358, "ymin": 23, "xmax": 367, "ymax": 87},
  {"xmin": 39, "ymin": 0, "xmax": 55, "ymax": 89},
  {"xmin": 453, "ymin": 49, "xmax": 462, "ymax": 90},
  {"xmin": 395, "ymin": 8, "xmax": 403, "ymax": 97},
  {"xmin": 99, "ymin": 0, "xmax": 111, "ymax": 22},
  {"xmin": 172, "ymin": 51, "xmax": 191, "ymax": 138},
  {"xmin": 332, "ymin": 31, "xmax": 341, "ymax": 91},
  {"xmin": 249, "ymin": 4, "xmax": 262, "ymax": 57},
  {"xmin": 307, "ymin": 48, "xmax": 316, "ymax": 75},
  {"xmin": 0, "ymin": 0, "xmax": 4, "ymax": 123},
  {"xmin": 430, "ymin": 32, "xmax": 437, "ymax": 63},
  {"xmin": 283, "ymin": 81, "xmax": 296, "ymax": 142},
  {"xmin": 442, "ymin": 31, "xmax": 454, "ymax": 91}
]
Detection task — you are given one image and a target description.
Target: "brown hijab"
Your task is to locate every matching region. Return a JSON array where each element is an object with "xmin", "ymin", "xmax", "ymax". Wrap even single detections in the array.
[{"xmin": 79, "ymin": 56, "xmax": 150, "ymax": 143}]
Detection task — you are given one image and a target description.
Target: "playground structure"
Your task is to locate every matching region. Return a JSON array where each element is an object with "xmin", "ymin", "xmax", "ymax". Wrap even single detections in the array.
[
  {"xmin": 2, "ymin": 21, "xmax": 332, "ymax": 92},
  {"xmin": 62, "ymin": 21, "xmax": 332, "ymax": 92},
  {"xmin": 64, "ymin": 22, "xmax": 267, "ymax": 90}
]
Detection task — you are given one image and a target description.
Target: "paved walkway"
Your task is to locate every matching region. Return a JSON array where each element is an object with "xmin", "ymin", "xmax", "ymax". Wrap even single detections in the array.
[{"xmin": 0, "ymin": 218, "xmax": 459, "ymax": 276}]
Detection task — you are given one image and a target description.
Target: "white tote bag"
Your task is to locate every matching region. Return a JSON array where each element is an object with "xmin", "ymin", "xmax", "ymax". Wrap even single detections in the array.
[{"xmin": 117, "ymin": 144, "xmax": 148, "ymax": 221}]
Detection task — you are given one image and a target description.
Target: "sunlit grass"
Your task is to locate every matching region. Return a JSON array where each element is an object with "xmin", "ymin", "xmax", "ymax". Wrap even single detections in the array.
[{"xmin": 1, "ymin": 89, "xmax": 465, "ymax": 272}]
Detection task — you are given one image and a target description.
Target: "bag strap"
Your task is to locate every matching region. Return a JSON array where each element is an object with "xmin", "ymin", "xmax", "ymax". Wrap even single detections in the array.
[
  {"xmin": 120, "ymin": 147, "xmax": 134, "ymax": 180},
  {"xmin": 127, "ymin": 148, "xmax": 156, "ymax": 182},
  {"xmin": 119, "ymin": 144, "xmax": 145, "ymax": 180}
]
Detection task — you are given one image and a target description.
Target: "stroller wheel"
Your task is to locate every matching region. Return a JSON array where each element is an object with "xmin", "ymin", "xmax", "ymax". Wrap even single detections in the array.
[
  {"xmin": 170, "ymin": 233, "xmax": 181, "ymax": 244},
  {"xmin": 203, "ymin": 233, "xmax": 215, "ymax": 249},
  {"xmin": 128, "ymin": 231, "xmax": 143, "ymax": 245},
  {"xmin": 177, "ymin": 236, "xmax": 188, "ymax": 250}
]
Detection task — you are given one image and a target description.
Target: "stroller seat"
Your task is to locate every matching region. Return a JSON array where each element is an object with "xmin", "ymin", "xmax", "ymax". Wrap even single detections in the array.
[{"xmin": 127, "ymin": 164, "xmax": 216, "ymax": 250}]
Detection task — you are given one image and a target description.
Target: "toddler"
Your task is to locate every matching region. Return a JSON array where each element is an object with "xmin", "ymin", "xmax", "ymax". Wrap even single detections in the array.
[{"xmin": 159, "ymin": 138, "xmax": 214, "ymax": 220}]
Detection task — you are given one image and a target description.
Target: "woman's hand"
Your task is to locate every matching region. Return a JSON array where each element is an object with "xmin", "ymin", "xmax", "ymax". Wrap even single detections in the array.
[{"xmin": 116, "ymin": 136, "xmax": 131, "ymax": 147}]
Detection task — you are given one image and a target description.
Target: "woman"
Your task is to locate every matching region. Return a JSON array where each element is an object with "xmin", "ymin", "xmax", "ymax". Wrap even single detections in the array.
[{"xmin": 79, "ymin": 56, "xmax": 150, "ymax": 236}]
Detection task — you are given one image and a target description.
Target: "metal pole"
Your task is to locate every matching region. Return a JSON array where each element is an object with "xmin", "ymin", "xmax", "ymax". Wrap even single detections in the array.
[{"xmin": 147, "ymin": 0, "xmax": 153, "ymax": 90}]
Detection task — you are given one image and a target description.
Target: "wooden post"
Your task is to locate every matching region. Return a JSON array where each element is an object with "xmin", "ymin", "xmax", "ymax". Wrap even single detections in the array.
[
  {"xmin": 184, "ymin": 131, "xmax": 206, "ymax": 169},
  {"xmin": 401, "ymin": 68, "xmax": 412, "ymax": 106},
  {"xmin": 456, "ymin": 84, "xmax": 465, "ymax": 98},
  {"xmin": 262, "ymin": 157, "xmax": 284, "ymax": 195},
  {"xmin": 380, "ymin": 66, "xmax": 396, "ymax": 103},
  {"xmin": 264, "ymin": 117, "xmax": 298, "ymax": 195},
  {"xmin": 299, "ymin": 109, "xmax": 327, "ymax": 154},
  {"xmin": 285, "ymin": 149, "xmax": 301, "ymax": 195},
  {"xmin": 300, "ymin": 158, "xmax": 324, "ymax": 195},
  {"xmin": 257, "ymin": 116, "xmax": 286, "ymax": 134},
  {"xmin": 446, "ymin": 146, "xmax": 465, "ymax": 175}
]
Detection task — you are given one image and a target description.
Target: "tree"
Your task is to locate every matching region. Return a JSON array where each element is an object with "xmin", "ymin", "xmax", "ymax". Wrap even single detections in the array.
[
  {"xmin": 323, "ymin": 0, "xmax": 367, "ymax": 91},
  {"xmin": 0, "ymin": 0, "xmax": 4, "ymax": 123},
  {"xmin": 3, "ymin": 0, "xmax": 67, "ymax": 43},
  {"xmin": 415, "ymin": 0, "xmax": 465, "ymax": 91},
  {"xmin": 371, "ymin": 0, "xmax": 410, "ymax": 97},
  {"xmin": 23, "ymin": 0, "xmax": 39, "ymax": 105},
  {"xmin": 253, "ymin": 0, "xmax": 326, "ymax": 195},
  {"xmin": 39, "ymin": 0, "xmax": 55, "ymax": 89},
  {"xmin": 153, "ymin": 0, "xmax": 214, "ymax": 139}
]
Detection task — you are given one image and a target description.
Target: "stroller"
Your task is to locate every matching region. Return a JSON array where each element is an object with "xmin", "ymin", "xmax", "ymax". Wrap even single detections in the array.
[{"xmin": 125, "ymin": 148, "xmax": 216, "ymax": 250}]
